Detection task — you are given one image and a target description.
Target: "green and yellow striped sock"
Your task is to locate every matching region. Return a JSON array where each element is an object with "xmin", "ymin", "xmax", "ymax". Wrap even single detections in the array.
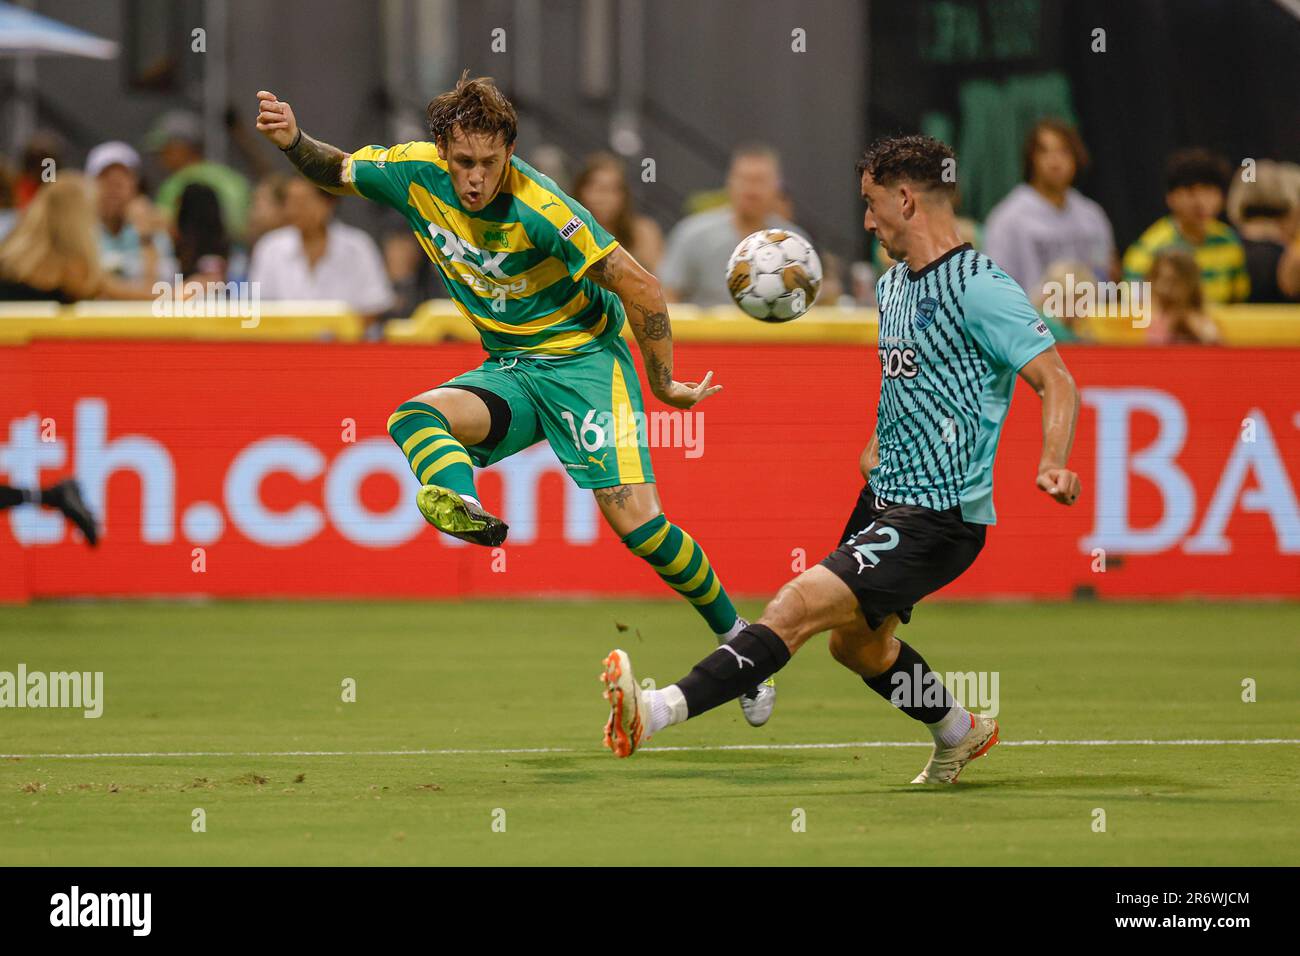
[
  {"xmin": 623, "ymin": 514, "xmax": 739, "ymax": 637},
  {"xmin": 386, "ymin": 402, "xmax": 477, "ymax": 500}
]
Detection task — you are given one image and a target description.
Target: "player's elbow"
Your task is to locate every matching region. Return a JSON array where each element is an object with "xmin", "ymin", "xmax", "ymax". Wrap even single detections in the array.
[{"xmin": 635, "ymin": 269, "xmax": 664, "ymax": 304}]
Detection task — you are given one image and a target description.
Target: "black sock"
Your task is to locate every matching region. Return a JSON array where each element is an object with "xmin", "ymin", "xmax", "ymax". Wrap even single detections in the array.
[
  {"xmin": 0, "ymin": 485, "xmax": 32, "ymax": 509},
  {"xmin": 676, "ymin": 624, "xmax": 791, "ymax": 718},
  {"xmin": 862, "ymin": 640, "xmax": 954, "ymax": 723}
]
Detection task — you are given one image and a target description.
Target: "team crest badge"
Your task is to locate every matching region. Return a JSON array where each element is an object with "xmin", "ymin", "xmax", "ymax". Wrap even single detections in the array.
[{"xmin": 914, "ymin": 297, "xmax": 938, "ymax": 331}]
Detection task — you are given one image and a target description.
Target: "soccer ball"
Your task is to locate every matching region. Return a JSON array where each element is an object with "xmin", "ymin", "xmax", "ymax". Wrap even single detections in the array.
[{"xmin": 725, "ymin": 229, "xmax": 823, "ymax": 322}]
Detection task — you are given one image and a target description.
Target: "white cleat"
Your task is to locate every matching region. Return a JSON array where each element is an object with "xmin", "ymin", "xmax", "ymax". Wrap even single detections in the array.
[
  {"xmin": 739, "ymin": 678, "xmax": 777, "ymax": 727},
  {"xmin": 911, "ymin": 712, "xmax": 1000, "ymax": 784},
  {"xmin": 601, "ymin": 649, "xmax": 647, "ymax": 758}
]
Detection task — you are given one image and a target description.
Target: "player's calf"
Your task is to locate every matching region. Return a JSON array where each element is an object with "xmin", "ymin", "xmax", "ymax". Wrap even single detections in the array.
[
  {"xmin": 834, "ymin": 624, "xmax": 996, "ymax": 783},
  {"xmin": 618, "ymin": 510, "xmax": 744, "ymax": 640},
  {"xmin": 387, "ymin": 401, "xmax": 508, "ymax": 546}
]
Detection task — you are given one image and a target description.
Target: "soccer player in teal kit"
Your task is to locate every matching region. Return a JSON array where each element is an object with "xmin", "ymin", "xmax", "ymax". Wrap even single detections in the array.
[{"xmin": 601, "ymin": 135, "xmax": 1083, "ymax": 784}]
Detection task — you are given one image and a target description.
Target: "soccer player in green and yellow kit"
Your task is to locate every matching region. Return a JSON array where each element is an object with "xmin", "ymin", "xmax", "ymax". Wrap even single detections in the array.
[{"xmin": 254, "ymin": 73, "xmax": 775, "ymax": 725}]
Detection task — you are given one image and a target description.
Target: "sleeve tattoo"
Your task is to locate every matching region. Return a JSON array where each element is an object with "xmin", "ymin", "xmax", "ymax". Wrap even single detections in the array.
[
  {"xmin": 632, "ymin": 302, "xmax": 671, "ymax": 341},
  {"xmin": 283, "ymin": 132, "xmax": 347, "ymax": 189},
  {"xmin": 586, "ymin": 253, "xmax": 621, "ymax": 285},
  {"xmin": 643, "ymin": 353, "xmax": 672, "ymax": 390}
]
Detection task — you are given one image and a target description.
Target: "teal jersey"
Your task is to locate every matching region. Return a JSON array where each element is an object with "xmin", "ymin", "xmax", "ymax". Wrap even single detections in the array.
[{"xmin": 870, "ymin": 244, "xmax": 1055, "ymax": 524}]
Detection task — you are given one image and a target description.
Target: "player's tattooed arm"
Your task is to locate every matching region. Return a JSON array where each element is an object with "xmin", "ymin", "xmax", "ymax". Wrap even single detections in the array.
[
  {"xmin": 283, "ymin": 132, "xmax": 350, "ymax": 192},
  {"xmin": 254, "ymin": 90, "xmax": 352, "ymax": 195},
  {"xmin": 632, "ymin": 302, "xmax": 671, "ymax": 341},
  {"xmin": 585, "ymin": 246, "xmax": 720, "ymax": 410},
  {"xmin": 1019, "ymin": 346, "xmax": 1082, "ymax": 506}
]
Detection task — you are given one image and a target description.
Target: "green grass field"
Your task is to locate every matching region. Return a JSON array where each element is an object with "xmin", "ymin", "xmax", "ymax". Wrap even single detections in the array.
[{"xmin": 1, "ymin": 599, "xmax": 1297, "ymax": 866}]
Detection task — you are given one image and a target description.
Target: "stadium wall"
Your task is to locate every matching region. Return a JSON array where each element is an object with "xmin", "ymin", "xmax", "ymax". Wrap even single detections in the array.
[{"xmin": 2, "ymin": 340, "xmax": 1297, "ymax": 603}]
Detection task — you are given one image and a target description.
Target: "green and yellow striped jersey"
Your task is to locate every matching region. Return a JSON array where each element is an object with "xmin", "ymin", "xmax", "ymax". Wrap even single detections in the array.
[
  {"xmin": 343, "ymin": 142, "xmax": 622, "ymax": 356},
  {"xmin": 1122, "ymin": 215, "xmax": 1250, "ymax": 304}
]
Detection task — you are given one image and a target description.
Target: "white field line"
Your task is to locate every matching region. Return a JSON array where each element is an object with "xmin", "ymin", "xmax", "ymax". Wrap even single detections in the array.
[{"xmin": 1, "ymin": 739, "xmax": 1298, "ymax": 760}]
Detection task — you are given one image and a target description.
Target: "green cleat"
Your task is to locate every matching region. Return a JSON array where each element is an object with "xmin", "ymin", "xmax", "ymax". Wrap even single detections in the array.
[{"xmin": 416, "ymin": 485, "xmax": 509, "ymax": 547}]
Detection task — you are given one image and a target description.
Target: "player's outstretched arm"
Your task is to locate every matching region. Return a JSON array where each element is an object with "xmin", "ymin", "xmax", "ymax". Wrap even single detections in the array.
[
  {"xmin": 254, "ymin": 91, "xmax": 352, "ymax": 195},
  {"xmin": 586, "ymin": 246, "xmax": 721, "ymax": 410},
  {"xmin": 1018, "ymin": 346, "xmax": 1082, "ymax": 505}
]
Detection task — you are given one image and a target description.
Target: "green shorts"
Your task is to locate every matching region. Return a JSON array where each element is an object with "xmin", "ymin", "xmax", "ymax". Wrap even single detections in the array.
[{"xmin": 440, "ymin": 336, "xmax": 656, "ymax": 489}]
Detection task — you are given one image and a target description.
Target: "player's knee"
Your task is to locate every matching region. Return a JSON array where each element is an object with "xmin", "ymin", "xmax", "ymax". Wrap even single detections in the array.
[
  {"xmin": 387, "ymin": 396, "xmax": 438, "ymax": 438},
  {"xmin": 758, "ymin": 579, "xmax": 816, "ymax": 653}
]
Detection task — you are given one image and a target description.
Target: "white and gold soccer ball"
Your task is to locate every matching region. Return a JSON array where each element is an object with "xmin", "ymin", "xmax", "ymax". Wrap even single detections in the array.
[{"xmin": 725, "ymin": 229, "xmax": 823, "ymax": 322}]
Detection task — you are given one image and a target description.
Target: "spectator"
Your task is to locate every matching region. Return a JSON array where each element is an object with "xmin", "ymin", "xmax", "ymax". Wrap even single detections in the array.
[
  {"xmin": 0, "ymin": 159, "xmax": 17, "ymax": 242},
  {"xmin": 984, "ymin": 117, "xmax": 1115, "ymax": 296},
  {"xmin": 573, "ymin": 152, "xmax": 664, "ymax": 273},
  {"xmin": 173, "ymin": 183, "xmax": 232, "ymax": 284},
  {"xmin": 248, "ymin": 177, "xmax": 394, "ymax": 329},
  {"xmin": 1145, "ymin": 248, "xmax": 1220, "ymax": 344},
  {"xmin": 147, "ymin": 110, "xmax": 252, "ymax": 240},
  {"xmin": 382, "ymin": 230, "xmax": 444, "ymax": 321},
  {"xmin": 1226, "ymin": 159, "xmax": 1300, "ymax": 302},
  {"xmin": 246, "ymin": 173, "xmax": 290, "ymax": 250},
  {"xmin": 13, "ymin": 130, "xmax": 67, "ymax": 209},
  {"xmin": 1032, "ymin": 259, "xmax": 1097, "ymax": 344},
  {"xmin": 0, "ymin": 174, "xmax": 104, "ymax": 302},
  {"xmin": 87, "ymin": 140, "xmax": 174, "ymax": 293},
  {"xmin": 1124, "ymin": 149, "xmax": 1249, "ymax": 303},
  {"xmin": 660, "ymin": 144, "xmax": 804, "ymax": 306}
]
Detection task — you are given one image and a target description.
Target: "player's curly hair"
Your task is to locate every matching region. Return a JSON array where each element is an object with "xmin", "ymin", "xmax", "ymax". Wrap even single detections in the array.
[
  {"xmin": 426, "ymin": 70, "xmax": 518, "ymax": 148},
  {"xmin": 855, "ymin": 134, "xmax": 957, "ymax": 197}
]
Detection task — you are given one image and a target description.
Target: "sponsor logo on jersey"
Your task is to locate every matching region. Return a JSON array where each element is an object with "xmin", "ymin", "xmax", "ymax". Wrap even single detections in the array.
[
  {"xmin": 914, "ymin": 297, "xmax": 939, "ymax": 331},
  {"xmin": 880, "ymin": 346, "xmax": 919, "ymax": 379},
  {"xmin": 1034, "ymin": 319, "xmax": 1050, "ymax": 335},
  {"xmin": 559, "ymin": 216, "xmax": 586, "ymax": 241}
]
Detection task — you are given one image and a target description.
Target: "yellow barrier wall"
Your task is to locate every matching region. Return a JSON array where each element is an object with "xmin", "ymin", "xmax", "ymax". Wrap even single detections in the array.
[{"xmin": 1, "ymin": 298, "xmax": 1297, "ymax": 346}]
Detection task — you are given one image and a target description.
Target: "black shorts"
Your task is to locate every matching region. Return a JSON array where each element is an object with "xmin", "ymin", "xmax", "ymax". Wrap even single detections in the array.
[{"xmin": 820, "ymin": 485, "xmax": 987, "ymax": 630}]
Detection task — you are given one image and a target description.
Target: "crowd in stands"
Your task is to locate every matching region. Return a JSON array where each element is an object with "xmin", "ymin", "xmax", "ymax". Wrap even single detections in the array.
[{"xmin": 0, "ymin": 108, "xmax": 1297, "ymax": 346}]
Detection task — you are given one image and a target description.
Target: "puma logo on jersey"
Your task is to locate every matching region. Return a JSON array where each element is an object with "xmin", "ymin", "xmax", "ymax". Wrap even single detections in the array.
[
  {"xmin": 587, "ymin": 453, "xmax": 608, "ymax": 472},
  {"xmin": 880, "ymin": 346, "xmax": 919, "ymax": 379}
]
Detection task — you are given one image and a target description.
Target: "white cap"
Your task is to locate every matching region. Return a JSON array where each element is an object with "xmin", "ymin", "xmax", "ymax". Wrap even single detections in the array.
[{"xmin": 86, "ymin": 140, "xmax": 141, "ymax": 179}]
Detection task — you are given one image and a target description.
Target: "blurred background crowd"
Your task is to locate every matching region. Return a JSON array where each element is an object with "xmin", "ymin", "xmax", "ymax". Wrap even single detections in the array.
[{"xmin": 1, "ymin": 0, "xmax": 1297, "ymax": 346}]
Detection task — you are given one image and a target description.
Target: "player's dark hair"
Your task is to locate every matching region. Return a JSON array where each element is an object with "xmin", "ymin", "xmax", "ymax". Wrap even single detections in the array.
[
  {"xmin": 1165, "ymin": 148, "xmax": 1230, "ymax": 193},
  {"xmin": 426, "ymin": 70, "xmax": 518, "ymax": 149},
  {"xmin": 855, "ymin": 134, "xmax": 956, "ymax": 197},
  {"xmin": 1021, "ymin": 117, "xmax": 1090, "ymax": 183}
]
